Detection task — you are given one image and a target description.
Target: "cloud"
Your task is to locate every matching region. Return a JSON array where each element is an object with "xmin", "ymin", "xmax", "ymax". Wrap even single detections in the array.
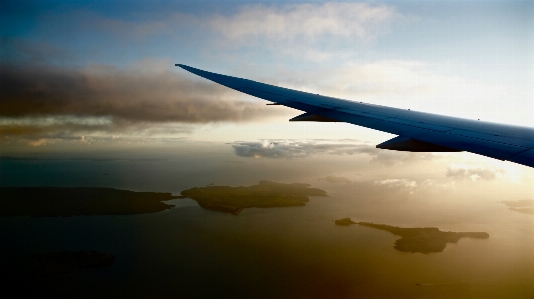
[
  {"xmin": 369, "ymin": 150, "xmax": 437, "ymax": 166},
  {"xmin": 231, "ymin": 139, "xmax": 440, "ymax": 166},
  {"xmin": 231, "ymin": 139, "xmax": 378, "ymax": 159},
  {"xmin": 374, "ymin": 179, "xmax": 417, "ymax": 189},
  {"xmin": 0, "ymin": 38, "xmax": 74, "ymax": 65},
  {"xmin": 319, "ymin": 176, "xmax": 352, "ymax": 184},
  {"xmin": 271, "ymin": 59, "xmax": 502, "ymax": 103},
  {"xmin": 373, "ymin": 178, "xmax": 418, "ymax": 194},
  {"xmin": 446, "ymin": 164, "xmax": 506, "ymax": 181},
  {"xmin": 211, "ymin": 3, "xmax": 399, "ymax": 44},
  {"xmin": 372, "ymin": 178, "xmax": 458, "ymax": 195},
  {"xmin": 0, "ymin": 62, "xmax": 288, "ymax": 142},
  {"xmin": 419, "ymin": 179, "xmax": 456, "ymax": 191},
  {"xmin": 0, "ymin": 117, "xmax": 194, "ymax": 145},
  {"xmin": 0, "ymin": 63, "xmax": 278, "ymax": 122}
]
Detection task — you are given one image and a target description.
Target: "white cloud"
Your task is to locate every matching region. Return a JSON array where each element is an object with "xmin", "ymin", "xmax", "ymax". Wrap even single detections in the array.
[
  {"xmin": 446, "ymin": 164, "xmax": 506, "ymax": 181},
  {"xmin": 374, "ymin": 178, "xmax": 417, "ymax": 188},
  {"xmin": 420, "ymin": 179, "xmax": 456, "ymax": 191},
  {"xmin": 373, "ymin": 178, "xmax": 417, "ymax": 194},
  {"xmin": 369, "ymin": 150, "xmax": 437, "ymax": 166},
  {"xmin": 372, "ymin": 178, "xmax": 458, "ymax": 195},
  {"xmin": 210, "ymin": 3, "xmax": 400, "ymax": 44},
  {"xmin": 231, "ymin": 139, "xmax": 441, "ymax": 167}
]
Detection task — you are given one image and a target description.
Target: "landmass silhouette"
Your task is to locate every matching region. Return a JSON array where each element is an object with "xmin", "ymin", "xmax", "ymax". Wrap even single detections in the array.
[
  {"xmin": 0, "ymin": 187, "xmax": 179, "ymax": 217},
  {"xmin": 335, "ymin": 218, "xmax": 489, "ymax": 254},
  {"xmin": 334, "ymin": 218, "xmax": 356, "ymax": 226},
  {"xmin": 180, "ymin": 180, "xmax": 327, "ymax": 215}
]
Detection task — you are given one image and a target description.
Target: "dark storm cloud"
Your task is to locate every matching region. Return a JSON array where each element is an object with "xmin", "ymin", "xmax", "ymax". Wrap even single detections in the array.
[
  {"xmin": 0, "ymin": 64, "xmax": 278, "ymax": 122},
  {"xmin": 0, "ymin": 64, "xmax": 286, "ymax": 141}
]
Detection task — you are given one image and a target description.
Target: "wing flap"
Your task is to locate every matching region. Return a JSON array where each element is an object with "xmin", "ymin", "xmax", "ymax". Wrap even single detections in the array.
[{"xmin": 376, "ymin": 136, "xmax": 460, "ymax": 152}]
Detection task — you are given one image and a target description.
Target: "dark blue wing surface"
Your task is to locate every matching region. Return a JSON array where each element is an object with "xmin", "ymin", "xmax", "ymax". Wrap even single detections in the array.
[{"xmin": 177, "ymin": 64, "xmax": 534, "ymax": 168}]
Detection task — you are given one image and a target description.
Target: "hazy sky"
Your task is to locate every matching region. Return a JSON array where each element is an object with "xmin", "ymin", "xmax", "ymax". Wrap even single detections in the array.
[{"xmin": 1, "ymin": 1, "xmax": 533, "ymax": 178}]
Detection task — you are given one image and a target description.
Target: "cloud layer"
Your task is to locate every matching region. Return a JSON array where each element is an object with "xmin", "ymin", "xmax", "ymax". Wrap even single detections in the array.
[
  {"xmin": 0, "ymin": 64, "xmax": 279, "ymax": 122},
  {"xmin": 231, "ymin": 139, "xmax": 437, "ymax": 166},
  {"xmin": 231, "ymin": 139, "xmax": 378, "ymax": 159},
  {"xmin": 0, "ymin": 63, "xmax": 287, "ymax": 142}
]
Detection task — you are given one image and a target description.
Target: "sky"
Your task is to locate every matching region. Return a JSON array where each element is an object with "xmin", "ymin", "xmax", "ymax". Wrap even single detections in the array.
[
  {"xmin": 0, "ymin": 0, "xmax": 533, "ymax": 179},
  {"xmin": 1, "ymin": 3, "xmax": 533, "ymax": 297}
]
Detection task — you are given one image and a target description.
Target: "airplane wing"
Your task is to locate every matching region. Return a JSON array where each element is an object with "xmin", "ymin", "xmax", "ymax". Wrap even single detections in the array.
[{"xmin": 176, "ymin": 64, "xmax": 534, "ymax": 168}]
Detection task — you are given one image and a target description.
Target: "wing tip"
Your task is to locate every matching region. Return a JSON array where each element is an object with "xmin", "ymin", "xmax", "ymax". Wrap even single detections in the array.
[{"xmin": 175, "ymin": 64, "xmax": 203, "ymax": 75}]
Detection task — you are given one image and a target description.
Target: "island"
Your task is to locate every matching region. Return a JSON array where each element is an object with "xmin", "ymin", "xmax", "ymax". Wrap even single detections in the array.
[
  {"xmin": 335, "ymin": 218, "xmax": 356, "ymax": 226},
  {"xmin": 180, "ymin": 180, "xmax": 327, "ymax": 215},
  {"xmin": 32, "ymin": 250, "xmax": 115, "ymax": 274},
  {"xmin": 501, "ymin": 199, "xmax": 534, "ymax": 215},
  {"xmin": 0, "ymin": 187, "xmax": 180, "ymax": 217},
  {"xmin": 334, "ymin": 218, "xmax": 489, "ymax": 254},
  {"xmin": 359, "ymin": 222, "xmax": 489, "ymax": 254}
]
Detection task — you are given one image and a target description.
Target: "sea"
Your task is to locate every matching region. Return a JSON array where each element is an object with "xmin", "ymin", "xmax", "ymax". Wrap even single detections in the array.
[{"xmin": 1, "ymin": 142, "xmax": 533, "ymax": 298}]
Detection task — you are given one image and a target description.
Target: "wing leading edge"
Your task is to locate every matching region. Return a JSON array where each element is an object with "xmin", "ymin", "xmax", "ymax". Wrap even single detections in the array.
[{"xmin": 176, "ymin": 64, "xmax": 534, "ymax": 168}]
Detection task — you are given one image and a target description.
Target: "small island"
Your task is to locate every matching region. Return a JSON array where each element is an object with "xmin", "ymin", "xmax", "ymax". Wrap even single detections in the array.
[
  {"xmin": 334, "ymin": 218, "xmax": 489, "ymax": 254},
  {"xmin": 359, "ymin": 222, "xmax": 489, "ymax": 254},
  {"xmin": 335, "ymin": 218, "xmax": 356, "ymax": 226},
  {"xmin": 0, "ymin": 187, "xmax": 179, "ymax": 217},
  {"xmin": 32, "ymin": 250, "xmax": 115, "ymax": 274},
  {"xmin": 180, "ymin": 180, "xmax": 327, "ymax": 215}
]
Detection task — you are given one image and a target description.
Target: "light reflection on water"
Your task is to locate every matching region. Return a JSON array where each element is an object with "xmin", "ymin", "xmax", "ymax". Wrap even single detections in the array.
[{"xmin": 1, "ymin": 149, "xmax": 533, "ymax": 298}]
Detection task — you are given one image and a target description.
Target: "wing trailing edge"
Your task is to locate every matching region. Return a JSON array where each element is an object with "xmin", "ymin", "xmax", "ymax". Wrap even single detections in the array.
[{"xmin": 376, "ymin": 136, "xmax": 460, "ymax": 152}]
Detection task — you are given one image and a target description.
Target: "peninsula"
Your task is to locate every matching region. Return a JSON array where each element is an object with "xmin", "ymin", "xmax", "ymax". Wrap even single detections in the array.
[
  {"xmin": 180, "ymin": 180, "xmax": 327, "ymax": 215},
  {"xmin": 0, "ymin": 187, "xmax": 179, "ymax": 217}
]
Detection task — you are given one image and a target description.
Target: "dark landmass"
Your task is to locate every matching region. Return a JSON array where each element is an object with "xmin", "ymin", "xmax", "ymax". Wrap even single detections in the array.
[
  {"xmin": 31, "ymin": 251, "xmax": 115, "ymax": 274},
  {"xmin": 501, "ymin": 199, "xmax": 534, "ymax": 214},
  {"xmin": 358, "ymin": 222, "xmax": 489, "ymax": 254},
  {"xmin": 320, "ymin": 176, "xmax": 352, "ymax": 183},
  {"xmin": 335, "ymin": 218, "xmax": 356, "ymax": 226},
  {"xmin": 180, "ymin": 180, "xmax": 327, "ymax": 215},
  {"xmin": 0, "ymin": 187, "xmax": 179, "ymax": 217}
]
